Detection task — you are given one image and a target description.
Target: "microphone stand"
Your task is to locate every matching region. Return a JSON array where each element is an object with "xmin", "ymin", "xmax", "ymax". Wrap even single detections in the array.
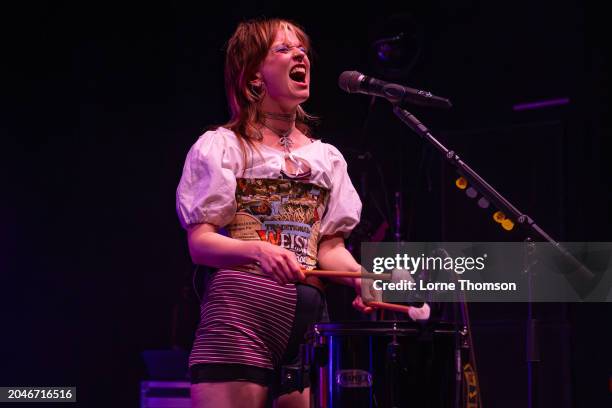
[
  {"xmin": 450, "ymin": 264, "xmax": 464, "ymax": 408},
  {"xmin": 432, "ymin": 246, "xmax": 472, "ymax": 408},
  {"xmin": 391, "ymin": 105, "xmax": 593, "ymax": 408}
]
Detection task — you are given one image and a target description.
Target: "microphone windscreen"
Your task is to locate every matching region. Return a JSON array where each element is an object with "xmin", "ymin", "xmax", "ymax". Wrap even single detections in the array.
[{"xmin": 338, "ymin": 71, "xmax": 362, "ymax": 93}]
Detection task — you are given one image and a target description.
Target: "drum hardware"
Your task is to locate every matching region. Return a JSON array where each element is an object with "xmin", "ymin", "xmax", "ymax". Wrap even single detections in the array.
[
  {"xmin": 385, "ymin": 329, "xmax": 402, "ymax": 408},
  {"xmin": 307, "ymin": 321, "xmax": 459, "ymax": 408}
]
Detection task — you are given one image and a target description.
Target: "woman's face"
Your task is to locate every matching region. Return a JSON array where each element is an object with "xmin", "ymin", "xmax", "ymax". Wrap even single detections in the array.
[{"xmin": 257, "ymin": 27, "xmax": 310, "ymax": 111}]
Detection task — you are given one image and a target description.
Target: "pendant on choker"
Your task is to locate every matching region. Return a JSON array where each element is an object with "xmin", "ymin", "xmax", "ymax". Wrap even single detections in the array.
[
  {"xmin": 278, "ymin": 135, "xmax": 293, "ymax": 151},
  {"xmin": 263, "ymin": 123, "xmax": 294, "ymax": 152}
]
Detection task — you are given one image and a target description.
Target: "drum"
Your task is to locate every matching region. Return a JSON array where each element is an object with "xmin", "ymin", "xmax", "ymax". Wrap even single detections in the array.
[{"xmin": 306, "ymin": 321, "xmax": 459, "ymax": 408}]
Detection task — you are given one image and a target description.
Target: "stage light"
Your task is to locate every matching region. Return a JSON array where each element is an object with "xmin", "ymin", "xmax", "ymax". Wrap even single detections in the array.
[
  {"xmin": 493, "ymin": 211, "xmax": 506, "ymax": 223},
  {"xmin": 456, "ymin": 177, "xmax": 468, "ymax": 190},
  {"xmin": 477, "ymin": 197, "xmax": 490, "ymax": 209},
  {"xmin": 466, "ymin": 187, "xmax": 478, "ymax": 198},
  {"xmin": 501, "ymin": 219, "xmax": 515, "ymax": 231}
]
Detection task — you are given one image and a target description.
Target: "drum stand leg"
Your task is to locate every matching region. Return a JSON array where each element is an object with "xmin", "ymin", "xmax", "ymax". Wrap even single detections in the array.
[
  {"xmin": 453, "ymin": 302, "xmax": 463, "ymax": 408},
  {"xmin": 385, "ymin": 334, "xmax": 402, "ymax": 408},
  {"xmin": 309, "ymin": 339, "xmax": 328, "ymax": 408}
]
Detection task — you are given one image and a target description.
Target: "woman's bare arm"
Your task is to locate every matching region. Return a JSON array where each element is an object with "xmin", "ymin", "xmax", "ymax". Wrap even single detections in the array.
[
  {"xmin": 317, "ymin": 233, "xmax": 374, "ymax": 313},
  {"xmin": 187, "ymin": 223, "xmax": 304, "ymax": 284}
]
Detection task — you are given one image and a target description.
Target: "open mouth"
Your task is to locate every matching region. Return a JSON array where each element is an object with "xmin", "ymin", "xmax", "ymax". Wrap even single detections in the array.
[{"xmin": 289, "ymin": 65, "xmax": 307, "ymax": 84}]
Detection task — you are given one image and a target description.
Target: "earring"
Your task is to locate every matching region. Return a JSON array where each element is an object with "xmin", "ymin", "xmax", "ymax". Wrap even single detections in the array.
[{"xmin": 250, "ymin": 82, "xmax": 265, "ymax": 99}]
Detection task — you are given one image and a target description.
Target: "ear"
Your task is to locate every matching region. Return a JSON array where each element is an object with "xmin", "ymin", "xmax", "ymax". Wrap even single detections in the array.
[{"xmin": 250, "ymin": 72, "xmax": 263, "ymax": 87}]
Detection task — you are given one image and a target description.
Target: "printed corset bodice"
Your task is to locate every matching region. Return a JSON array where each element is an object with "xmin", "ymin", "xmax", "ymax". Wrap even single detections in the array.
[{"xmin": 226, "ymin": 177, "xmax": 330, "ymax": 273}]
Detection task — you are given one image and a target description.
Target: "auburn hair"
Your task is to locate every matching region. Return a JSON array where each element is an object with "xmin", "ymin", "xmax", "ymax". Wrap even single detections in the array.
[{"xmin": 221, "ymin": 18, "xmax": 317, "ymax": 159}]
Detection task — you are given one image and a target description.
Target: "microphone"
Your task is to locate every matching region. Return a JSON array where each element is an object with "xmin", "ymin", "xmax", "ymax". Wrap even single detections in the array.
[{"xmin": 338, "ymin": 70, "xmax": 452, "ymax": 109}]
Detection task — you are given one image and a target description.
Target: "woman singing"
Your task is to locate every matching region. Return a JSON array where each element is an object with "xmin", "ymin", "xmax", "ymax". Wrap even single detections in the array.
[{"xmin": 177, "ymin": 18, "xmax": 372, "ymax": 408}]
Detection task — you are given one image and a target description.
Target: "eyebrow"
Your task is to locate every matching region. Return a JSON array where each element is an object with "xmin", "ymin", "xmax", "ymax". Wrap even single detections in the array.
[{"xmin": 272, "ymin": 42, "xmax": 307, "ymax": 50}]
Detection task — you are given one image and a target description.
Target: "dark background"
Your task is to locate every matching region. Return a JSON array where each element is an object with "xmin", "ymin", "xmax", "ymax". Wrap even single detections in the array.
[{"xmin": 2, "ymin": 1, "xmax": 611, "ymax": 406}]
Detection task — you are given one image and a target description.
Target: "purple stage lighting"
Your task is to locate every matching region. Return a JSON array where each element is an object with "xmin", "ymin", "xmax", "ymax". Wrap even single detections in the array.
[{"xmin": 513, "ymin": 97, "xmax": 570, "ymax": 111}]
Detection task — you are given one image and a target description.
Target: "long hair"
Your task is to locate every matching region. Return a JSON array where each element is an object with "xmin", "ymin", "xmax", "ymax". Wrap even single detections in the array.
[{"xmin": 221, "ymin": 18, "xmax": 317, "ymax": 163}]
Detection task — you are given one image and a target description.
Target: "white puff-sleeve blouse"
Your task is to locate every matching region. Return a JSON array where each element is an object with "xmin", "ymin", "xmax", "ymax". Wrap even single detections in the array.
[{"xmin": 176, "ymin": 127, "xmax": 362, "ymax": 239}]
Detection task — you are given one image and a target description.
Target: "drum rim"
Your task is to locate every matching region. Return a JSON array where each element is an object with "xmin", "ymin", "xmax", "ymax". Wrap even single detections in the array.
[{"xmin": 307, "ymin": 321, "xmax": 458, "ymax": 338}]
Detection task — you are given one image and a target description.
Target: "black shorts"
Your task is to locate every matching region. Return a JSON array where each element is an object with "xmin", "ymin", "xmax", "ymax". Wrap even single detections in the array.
[{"xmin": 190, "ymin": 283, "xmax": 328, "ymax": 398}]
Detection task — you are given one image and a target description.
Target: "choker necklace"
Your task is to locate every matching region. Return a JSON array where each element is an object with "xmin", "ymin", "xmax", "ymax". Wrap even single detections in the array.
[
  {"xmin": 262, "ymin": 111, "xmax": 296, "ymax": 122},
  {"xmin": 262, "ymin": 122, "xmax": 294, "ymax": 151}
]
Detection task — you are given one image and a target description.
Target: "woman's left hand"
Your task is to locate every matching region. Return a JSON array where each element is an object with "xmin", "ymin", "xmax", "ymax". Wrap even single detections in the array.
[
  {"xmin": 351, "ymin": 278, "xmax": 376, "ymax": 314},
  {"xmin": 352, "ymin": 295, "xmax": 374, "ymax": 313}
]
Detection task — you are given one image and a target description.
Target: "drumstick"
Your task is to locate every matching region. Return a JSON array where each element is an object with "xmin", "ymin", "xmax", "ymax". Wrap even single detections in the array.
[
  {"xmin": 300, "ymin": 270, "xmax": 412, "ymax": 314},
  {"xmin": 302, "ymin": 269, "xmax": 391, "ymax": 280},
  {"xmin": 366, "ymin": 301, "xmax": 412, "ymax": 314}
]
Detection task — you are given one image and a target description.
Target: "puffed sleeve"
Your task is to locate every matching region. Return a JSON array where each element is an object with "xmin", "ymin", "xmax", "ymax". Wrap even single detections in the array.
[
  {"xmin": 176, "ymin": 130, "xmax": 237, "ymax": 229},
  {"xmin": 319, "ymin": 145, "xmax": 362, "ymax": 238}
]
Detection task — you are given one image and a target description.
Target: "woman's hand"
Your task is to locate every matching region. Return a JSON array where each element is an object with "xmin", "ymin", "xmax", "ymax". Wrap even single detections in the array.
[
  {"xmin": 352, "ymin": 295, "xmax": 374, "ymax": 314},
  {"xmin": 253, "ymin": 241, "xmax": 305, "ymax": 285},
  {"xmin": 351, "ymin": 278, "xmax": 376, "ymax": 314}
]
